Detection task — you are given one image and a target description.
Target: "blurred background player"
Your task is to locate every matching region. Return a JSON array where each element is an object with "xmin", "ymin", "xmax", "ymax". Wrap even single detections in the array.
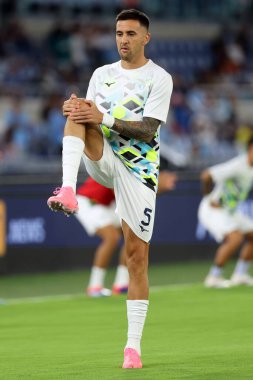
[
  {"xmin": 76, "ymin": 171, "xmax": 177, "ymax": 297},
  {"xmin": 198, "ymin": 137, "xmax": 253, "ymax": 288},
  {"xmin": 75, "ymin": 176, "xmax": 128, "ymax": 297}
]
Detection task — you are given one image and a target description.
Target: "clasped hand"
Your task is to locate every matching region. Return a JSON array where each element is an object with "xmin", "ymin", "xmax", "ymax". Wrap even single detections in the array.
[{"xmin": 62, "ymin": 93, "xmax": 103, "ymax": 125}]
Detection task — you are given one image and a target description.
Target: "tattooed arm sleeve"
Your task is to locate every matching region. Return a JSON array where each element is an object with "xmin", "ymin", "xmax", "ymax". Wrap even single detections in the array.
[{"xmin": 112, "ymin": 117, "xmax": 161, "ymax": 143}]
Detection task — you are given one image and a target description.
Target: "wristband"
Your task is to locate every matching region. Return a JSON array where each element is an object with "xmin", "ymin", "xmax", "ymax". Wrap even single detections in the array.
[{"xmin": 102, "ymin": 113, "xmax": 115, "ymax": 129}]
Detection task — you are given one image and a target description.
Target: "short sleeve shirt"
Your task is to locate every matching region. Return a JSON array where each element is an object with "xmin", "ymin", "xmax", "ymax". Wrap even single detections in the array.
[
  {"xmin": 86, "ymin": 59, "xmax": 173, "ymax": 192},
  {"xmin": 208, "ymin": 155, "xmax": 253, "ymax": 211}
]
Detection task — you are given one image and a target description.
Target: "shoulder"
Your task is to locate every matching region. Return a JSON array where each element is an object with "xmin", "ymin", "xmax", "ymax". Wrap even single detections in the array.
[
  {"xmin": 149, "ymin": 60, "xmax": 172, "ymax": 82},
  {"xmin": 210, "ymin": 154, "xmax": 243, "ymax": 175},
  {"xmin": 92, "ymin": 61, "xmax": 119, "ymax": 76},
  {"xmin": 228, "ymin": 154, "xmax": 246, "ymax": 167}
]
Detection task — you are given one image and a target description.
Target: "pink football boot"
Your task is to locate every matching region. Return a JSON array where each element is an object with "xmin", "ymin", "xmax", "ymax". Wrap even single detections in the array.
[
  {"xmin": 112, "ymin": 285, "xmax": 128, "ymax": 295},
  {"xmin": 47, "ymin": 187, "xmax": 79, "ymax": 216},
  {"xmin": 122, "ymin": 348, "xmax": 142, "ymax": 369}
]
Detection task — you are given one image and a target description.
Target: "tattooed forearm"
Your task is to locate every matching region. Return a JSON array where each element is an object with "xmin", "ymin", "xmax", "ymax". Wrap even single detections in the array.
[{"xmin": 112, "ymin": 117, "xmax": 160, "ymax": 142}]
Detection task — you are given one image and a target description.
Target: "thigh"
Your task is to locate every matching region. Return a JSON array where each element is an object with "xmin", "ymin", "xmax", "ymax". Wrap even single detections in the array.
[
  {"xmin": 84, "ymin": 124, "xmax": 104, "ymax": 161},
  {"xmin": 82, "ymin": 137, "xmax": 115, "ymax": 189},
  {"xmin": 122, "ymin": 219, "xmax": 149, "ymax": 257},
  {"xmin": 114, "ymin": 161, "xmax": 156, "ymax": 243}
]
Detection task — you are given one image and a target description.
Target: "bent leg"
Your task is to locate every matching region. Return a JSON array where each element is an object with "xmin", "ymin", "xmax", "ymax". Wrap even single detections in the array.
[
  {"xmin": 113, "ymin": 242, "xmax": 129, "ymax": 294},
  {"xmin": 64, "ymin": 116, "xmax": 86, "ymax": 140},
  {"xmin": 93, "ymin": 225, "xmax": 122, "ymax": 268},
  {"xmin": 239, "ymin": 231, "xmax": 253, "ymax": 261},
  {"xmin": 231, "ymin": 231, "xmax": 253, "ymax": 285},
  {"xmin": 205, "ymin": 230, "xmax": 244, "ymax": 288},
  {"xmin": 214, "ymin": 230, "xmax": 244, "ymax": 266},
  {"xmin": 64, "ymin": 116, "xmax": 104, "ymax": 162},
  {"xmin": 87, "ymin": 225, "xmax": 121, "ymax": 295},
  {"xmin": 48, "ymin": 117, "xmax": 104, "ymax": 214}
]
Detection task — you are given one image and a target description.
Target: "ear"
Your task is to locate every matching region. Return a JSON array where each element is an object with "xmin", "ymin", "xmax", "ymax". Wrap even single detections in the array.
[{"xmin": 143, "ymin": 32, "xmax": 151, "ymax": 46}]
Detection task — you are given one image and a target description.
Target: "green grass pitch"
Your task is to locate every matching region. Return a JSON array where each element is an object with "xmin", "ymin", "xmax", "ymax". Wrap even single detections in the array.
[{"xmin": 0, "ymin": 261, "xmax": 253, "ymax": 379}]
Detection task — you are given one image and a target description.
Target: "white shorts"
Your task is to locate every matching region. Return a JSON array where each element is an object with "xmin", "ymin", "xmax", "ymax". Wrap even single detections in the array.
[
  {"xmin": 82, "ymin": 138, "xmax": 156, "ymax": 242},
  {"xmin": 75, "ymin": 196, "xmax": 120, "ymax": 236},
  {"xmin": 198, "ymin": 197, "xmax": 253, "ymax": 242}
]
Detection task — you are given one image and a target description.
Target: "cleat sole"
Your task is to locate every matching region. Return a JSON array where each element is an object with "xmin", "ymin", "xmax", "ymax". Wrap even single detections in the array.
[{"xmin": 48, "ymin": 201, "xmax": 78, "ymax": 215}]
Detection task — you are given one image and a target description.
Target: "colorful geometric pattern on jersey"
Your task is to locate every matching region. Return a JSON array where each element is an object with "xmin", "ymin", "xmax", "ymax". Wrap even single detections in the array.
[
  {"xmin": 77, "ymin": 177, "xmax": 115, "ymax": 206},
  {"xmin": 87, "ymin": 60, "xmax": 172, "ymax": 192},
  {"xmin": 101, "ymin": 124, "xmax": 160, "ymax": 192},
  {"xmin": 219, "ymin": 178, "xmax": 250, "ymax": 212},
  {"xmin": 209, "ymin": 155, "xmax": 253, "ymax": 213}
]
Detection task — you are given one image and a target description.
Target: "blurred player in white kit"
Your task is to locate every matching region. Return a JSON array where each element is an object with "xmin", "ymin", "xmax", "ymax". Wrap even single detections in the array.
[{"xmin": 199, "ymin": 137, "xmax": 253, "ymax": 288}]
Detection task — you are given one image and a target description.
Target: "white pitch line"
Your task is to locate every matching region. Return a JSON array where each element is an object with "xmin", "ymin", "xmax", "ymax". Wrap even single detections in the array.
[
  {"xmin": 150, "ymin": 282, "xmax": 201, "ymax": 292},
  {"xmin": 0, "ymin": 282, "xmax": 201, "ymax": 306},
  {"xmin": 0, "ymin": 293, "xmax": 84, "ymax": 306}
]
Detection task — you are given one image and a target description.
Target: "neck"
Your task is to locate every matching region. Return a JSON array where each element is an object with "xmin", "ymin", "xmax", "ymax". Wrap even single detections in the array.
[{"xmin": 121, "ymin": 57, "xmax": 149, "ymax": 70}]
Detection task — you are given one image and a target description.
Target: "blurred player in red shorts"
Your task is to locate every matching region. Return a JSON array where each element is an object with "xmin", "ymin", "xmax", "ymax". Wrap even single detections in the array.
[
  {"xmin": 76, "ymin": 171, "xmax": 177, "ymax": 297},
  {"xmin": 75, "ymin": 176, "xmax": 128, "ymax": 297}
]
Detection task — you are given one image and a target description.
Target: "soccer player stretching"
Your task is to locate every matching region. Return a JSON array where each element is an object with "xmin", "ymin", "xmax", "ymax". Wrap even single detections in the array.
[{"xmin": 48, "ymin": 9, "xmax": 173, "ymax": 368}]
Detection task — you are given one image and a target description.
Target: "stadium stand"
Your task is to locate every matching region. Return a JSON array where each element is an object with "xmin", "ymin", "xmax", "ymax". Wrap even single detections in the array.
[{"xmin": 0, "ymin": 0, "xmax": 253, "ymax": 174}]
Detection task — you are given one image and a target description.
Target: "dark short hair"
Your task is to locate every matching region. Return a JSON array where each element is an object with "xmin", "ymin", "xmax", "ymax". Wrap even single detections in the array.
[
  {"xmin": 116, "ymin": 9, "xmax": 150, "ymax": 30},
  {"xmin": 247, "ymin": 135, "xmax": 253, "ymax": 149}
]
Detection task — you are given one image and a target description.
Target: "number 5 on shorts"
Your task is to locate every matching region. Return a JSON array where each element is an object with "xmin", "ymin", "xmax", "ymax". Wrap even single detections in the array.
[{"xmin": 141, "ymin": 208, "xmax": 152, "ymax": 226}]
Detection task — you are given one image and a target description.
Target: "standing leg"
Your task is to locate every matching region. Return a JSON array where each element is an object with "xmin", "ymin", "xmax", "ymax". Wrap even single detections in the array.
[
  {"xmin": 231, "ymin": 231, "xmax": 253, "ymax": 285},
  {"xmin": 121, "ymin": 220, "xmax": 149, "ymax": 369},
  {"xmin": 112, "ymin": 243, "xmax": 129, "ymax": 294},
  {"xmin": 87, "ymin": 225, "xmax": 122, "ymax": 297},
  {"xmin": 205, "ymin": 230, "xmax": 243, "ymax": 288}
]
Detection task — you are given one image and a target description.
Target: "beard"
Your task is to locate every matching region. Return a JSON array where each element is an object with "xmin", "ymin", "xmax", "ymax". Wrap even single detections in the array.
[{"xmin": 119, "ymin": 49, "xmax": 133, "ymax": 62}]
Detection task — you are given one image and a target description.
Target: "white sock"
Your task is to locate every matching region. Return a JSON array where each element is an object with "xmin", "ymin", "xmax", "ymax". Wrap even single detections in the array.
[
  {"xmin": 113, "ymin": 265, "xmax": 129, "ymax": 287},
  {"xmin": 209, "ymin": 265, "xmax": 223, "ymax": 277},
  {"xmin": 125, "ymin": 300, "xmax": 149, "ymax": 356},
  {"xmin": 88, "ymin": 266, "xmax": 106, "ymax": 288},
  {"xmin": 234, "ymin": 259, "xmax": 251, "ymax": 275},
  {"xmin": 62, "ymin": 136, "xmax": 84, "ymax": 192}
]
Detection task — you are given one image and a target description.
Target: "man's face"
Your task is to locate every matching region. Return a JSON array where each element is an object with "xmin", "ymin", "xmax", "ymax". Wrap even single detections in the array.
[{"xmin": 116, "ymin": 19, "xmax": 150, "ymax": 62}]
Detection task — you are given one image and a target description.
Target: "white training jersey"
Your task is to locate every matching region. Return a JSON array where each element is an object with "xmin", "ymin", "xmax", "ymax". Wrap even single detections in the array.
[
  {"xmin": 86, "ymin": 59, "xmax": 173, "ymax": 192},
  {"xmin": 208, "ymin": 154, "xmax": 253, "ymax": 212}
]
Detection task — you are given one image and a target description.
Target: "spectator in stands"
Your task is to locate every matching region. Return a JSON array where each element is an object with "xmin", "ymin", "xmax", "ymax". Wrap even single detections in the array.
[
  {"xmin": 87, "ymin": 25, "xmax": 115, "ymax": 71},
  {"xmin": 40, "ymin": 93, "xmax": 66, "ymax": 156},
  {"xmin": 170, "ymin": 90, "xmax": 192, "ymax": 135},
  {"xmin": 3, "ymin": 19, "xmax": 33, "ymax": 56},
  {"xmin": 2, "ymin": 95, "xmax": 33, "ymax": 155},
  {"xmin": 69, "ymin": 23, "xmax": 89, "ymax": 72},
  {"xmin": 210, "ymin": 23, "xmax": 250, "ymax": 78},
  {"xmin": 46, "ymin": 23, "xmax": 71, "ymax": 69}
]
